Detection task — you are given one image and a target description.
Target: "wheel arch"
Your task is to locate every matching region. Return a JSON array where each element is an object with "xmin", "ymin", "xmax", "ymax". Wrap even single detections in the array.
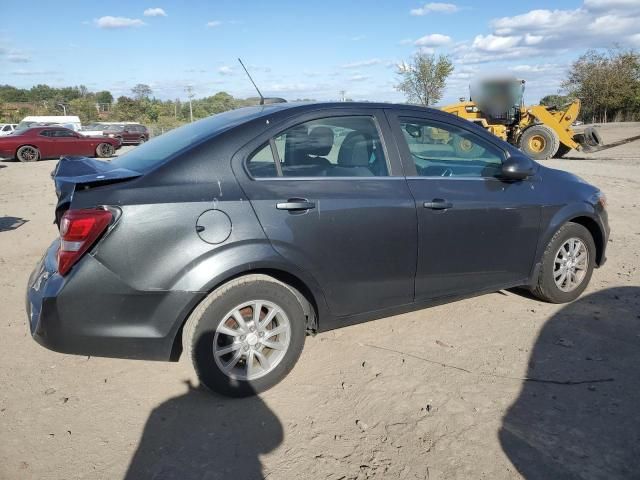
[
  {"xmin": 534, "ymin": 204, "xmax": 606, "ymax": 278},
  {"xmin": 169, "ymin": 265, "xmax": 326, "ymax": 361},
  {"xmin": 15, "ymin": 144, "xmax": 40, "ymax": 157},
  {"xmin": 569, "ymin": 215, "xmax": 605, "ymax": 266}
]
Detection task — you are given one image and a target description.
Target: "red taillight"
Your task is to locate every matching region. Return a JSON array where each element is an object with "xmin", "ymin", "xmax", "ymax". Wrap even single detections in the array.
[{"xmin": 57, "ymin": 208, "xmax": 112, "ymax": 275}]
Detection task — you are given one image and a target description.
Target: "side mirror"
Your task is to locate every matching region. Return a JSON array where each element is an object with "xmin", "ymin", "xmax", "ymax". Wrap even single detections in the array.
[{"xmin": 501, "ymin": 154, "xmax": 535, "ymax": 180}]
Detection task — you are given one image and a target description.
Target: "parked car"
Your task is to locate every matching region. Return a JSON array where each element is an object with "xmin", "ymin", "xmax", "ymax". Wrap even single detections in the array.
[
  {"xmin": 79, "ymin": 123, "xmax": 111, "ymax": 137},
  {"xmin": 103, "ymin": 123, "xmax": 149, "ymax": 144},
  {"xmin": 26, "ymin": 102, "xmax": 609, "ymax": 397},
  {"xmin": 0, "ymin": 124, "xmax": 17, "ymax": 136},
  {"xmin": 0, "ymin": 126, "xmax": 121, "ymax": 161},
  {"xmin": 17, "ymin": 115, "xmax": 82, "ymax": 132}
]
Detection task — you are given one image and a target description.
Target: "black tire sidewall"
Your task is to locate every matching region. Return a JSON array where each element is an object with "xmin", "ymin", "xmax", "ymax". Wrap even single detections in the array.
[
  {"xmin": 17, "ymin": 146, "xmax": 39, "ymax": 162},
  {"xmin": 520, "ymin": 126, "xmax": 558, "ymax": 160},
  {"xmin": 539, "ymin": 223, "xmax": 596, "ymax": 303},
  {"xmin": 96, "ymin": 143, "xmax": 113, "ymax": 158},
  {"xmin": 190, "ymin": 279, "xmax": 306, "ymax": 397}
]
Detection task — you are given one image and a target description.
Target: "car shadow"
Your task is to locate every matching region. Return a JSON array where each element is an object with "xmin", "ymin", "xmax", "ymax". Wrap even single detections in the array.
[
  {"xmin": 0, "ymin": 216, "xmax": 28, "ymax": 232},
  {"xmin": 124, "ymin": 379, "xmax": 283, "ymax": 480},
  {"xmin": 500, "ymin": 286, "xmax": 640, "ymax": 479}
]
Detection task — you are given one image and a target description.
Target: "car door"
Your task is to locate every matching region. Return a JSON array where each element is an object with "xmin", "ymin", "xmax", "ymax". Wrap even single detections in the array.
[
  {"xmin": 387, "ymin": 110, "xmax": 542, "ymax": 301},
  {"xmin": 233, "ymin": 109, "xmax": 418, "ymax": 318},
  {"xmin": 123, "ymin": 126, "xmax": 137, "ymax": 143},
  {"xmin": 48, "ymin": 129, "xmax": 87, "ymax": 156}
]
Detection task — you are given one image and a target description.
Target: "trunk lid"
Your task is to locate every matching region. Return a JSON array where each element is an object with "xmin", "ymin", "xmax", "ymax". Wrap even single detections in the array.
[{"xmin": 52, "ymin": 156, "xmax": 141, "ymax": 223}]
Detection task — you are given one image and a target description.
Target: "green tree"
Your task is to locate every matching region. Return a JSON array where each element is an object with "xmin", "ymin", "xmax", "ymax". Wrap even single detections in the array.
[
  {"xmin": 396, "ymin": 53, "xmax": 454, "ymax": 106},
  {"xmin": 539, "ymin": 94, "xmax": 571, "ymax": 109},
  {"xmin": 95, "ymin": 91, "xmax": 114, "ymax": 104},
  {"xmin": 563, "ymin": 47, "xmax": 640, "ymax": 122},
  {"xmin": 131, "ymin": 84, "xmax": 152, "ymax": 100}
]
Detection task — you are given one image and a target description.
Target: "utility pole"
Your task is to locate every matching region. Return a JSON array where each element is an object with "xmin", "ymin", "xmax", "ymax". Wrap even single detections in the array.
[{"xmin": 185, "ymin": 86, "xmax": 195, "ymax": 122}]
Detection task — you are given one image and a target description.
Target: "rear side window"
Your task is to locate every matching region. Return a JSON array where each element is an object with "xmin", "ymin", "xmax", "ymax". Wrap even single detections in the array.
[
  {"xmin": 247, "ymin": 143, "xmax": 279, "ymax": 178},
  {"xmin": 246, "ymin": 116, "xmax": 389, "ymax": 178},
  {"xmin": 111, "ymin": 107, "xmax": 269, "ymax": 172},
  {"xmin": 398, "ymin": 118, "xmax": 504, "ymax": 178}
]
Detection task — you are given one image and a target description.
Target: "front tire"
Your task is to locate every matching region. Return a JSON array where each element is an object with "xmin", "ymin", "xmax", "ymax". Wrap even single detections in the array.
[
  {"xmin": 532, "ymin": 223, "xmax": 596, "ymax": 303},
  {"xmin": 16, "ymin": 145, "xmax": 40, "ymax": 162},
  {"xmin": 519, "ymin": 125, "xmax": 559, "ymax": 160},
  {"xmin": 183, "ymin": 274, "xmax": 307, "ymax": 397}
]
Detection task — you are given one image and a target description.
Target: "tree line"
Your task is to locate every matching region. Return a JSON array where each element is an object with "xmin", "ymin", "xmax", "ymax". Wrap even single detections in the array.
[
  {"xmin": 0, "ymin": 83, "xmax": 264, "ymax": 131},
  {"xmin": 542, "ymin": 47, "xmax": 640, "ymax": 123}
]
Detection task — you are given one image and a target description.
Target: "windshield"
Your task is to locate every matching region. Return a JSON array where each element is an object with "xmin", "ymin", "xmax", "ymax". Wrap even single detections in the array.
[{"xmin": 110, "ymin": 106, "xmax": 271, "ymax": 172}]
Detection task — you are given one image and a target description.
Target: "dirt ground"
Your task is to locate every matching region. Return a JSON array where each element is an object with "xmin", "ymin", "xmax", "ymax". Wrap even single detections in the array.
[{"xmin": 1, "ymin": 123, "xmax": 639, "ymax": 480}]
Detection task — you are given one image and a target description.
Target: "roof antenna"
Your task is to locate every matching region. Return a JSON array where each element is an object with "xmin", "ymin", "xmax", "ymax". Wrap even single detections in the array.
[{"xmin": 238, "ymin": 58, "xmax": 264, "ymax": 105}]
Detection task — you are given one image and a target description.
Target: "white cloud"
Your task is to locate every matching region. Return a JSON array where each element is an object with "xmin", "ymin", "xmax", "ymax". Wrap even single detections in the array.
[
  {"xmin": 454, "ymin": 0, "xmax": 640, "ymax": 65},
  {"xmin": 206, "ymin": 20, "xmax": 222, "ymax": 27},
  {"xmin": 351, "ymin": 35, "xmax": 366, "ymax": 41},
  {"xmin": 508, "ymin": 63, "xmax": 560, "ymax": 73},
  {"xmin": 341, "ymin": 58, "xmax": 381, "ymax": 68},
  {"xmin": 349, "ymin": 75, "xmax": 370, "ymax": 82},
  {"xmin": 143, "ymin": 8, "xmax": 167, "ymax": 17},
  {"xmin": 218, "ymin": 66, "xmax": 233, "ymax": 75},
  {"xmin": 414, "ymin": 33, "xmax": 451, "ymax": 47},
  {"xmin": 11, "ymin": 69, "xmax": 57, "ymax": 76},
  {"xmin": 410, "ymin": 2, "xmax": 460, "ymax": 16},
  {"xmin": 94, "ymin": 16, "xmax": 145, "ymax": 29},
  {"xmin": 7, "ymin": 53, "xmax": 30, "ymax": 63},
  {"xmin": 472, "ymin": 34, "xmax": 521, "ymax": 52},
  {"xmin": 584, "ymin": 0, "xmax": 640, "ymax": 11}
]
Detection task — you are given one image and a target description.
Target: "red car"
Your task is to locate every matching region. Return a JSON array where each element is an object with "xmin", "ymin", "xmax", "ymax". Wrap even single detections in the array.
[{"xmin": 0, "ymin": 126, "xmax": 122, "ymax": 162}]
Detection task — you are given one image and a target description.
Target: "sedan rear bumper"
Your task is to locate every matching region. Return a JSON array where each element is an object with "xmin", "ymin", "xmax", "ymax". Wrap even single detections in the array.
[{"xmin": 26, "ymin": 240, "xmax": 202, "ymax": 361}]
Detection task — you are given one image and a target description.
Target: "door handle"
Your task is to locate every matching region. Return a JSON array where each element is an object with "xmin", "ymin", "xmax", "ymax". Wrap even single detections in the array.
[
  {"xmin": 276, "ymin": 199, "xmax": 316, "ymax": 211},
  {"xmin": 423, "ymin": 199, "xmax": 453, "ymax": 210}
]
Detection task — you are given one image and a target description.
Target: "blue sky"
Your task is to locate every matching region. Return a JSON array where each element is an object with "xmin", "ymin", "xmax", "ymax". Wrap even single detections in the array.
[{"xmin": 1, "ymin": 0, "xmax": 639, "ymax": 104}]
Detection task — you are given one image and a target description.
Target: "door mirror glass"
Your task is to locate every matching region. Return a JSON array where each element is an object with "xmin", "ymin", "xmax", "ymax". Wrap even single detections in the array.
[{"xmin": 501, "ymin": 154, "xmax": 535, "ymax": 180}]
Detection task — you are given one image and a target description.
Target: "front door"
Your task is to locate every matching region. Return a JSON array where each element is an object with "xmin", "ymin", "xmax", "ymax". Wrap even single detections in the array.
[
  {"xmin": 388, "ymin": 111, "xmax": 542, "ymax": 300},
  {"xmin": 235, "ymin": 110, "xmax": 417, "ymax": 318}
]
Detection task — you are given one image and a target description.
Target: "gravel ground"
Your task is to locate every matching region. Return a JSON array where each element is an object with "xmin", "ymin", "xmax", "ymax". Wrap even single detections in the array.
[{"xmin": 0, "ymin": 123, "xmax": 639, "ymax": 480}]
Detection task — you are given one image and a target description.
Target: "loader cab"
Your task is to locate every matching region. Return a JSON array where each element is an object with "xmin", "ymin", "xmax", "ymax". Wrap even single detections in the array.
[{"xmin": 470, "ymin": 78, "xmax": 525, "ymax": 126}]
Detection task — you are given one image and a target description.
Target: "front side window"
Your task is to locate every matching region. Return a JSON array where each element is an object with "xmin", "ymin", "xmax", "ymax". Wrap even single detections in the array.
[
  {"xmin": 398, "ymin": 118, "xmax": 504, "ymax": 178},
  {"xmin": 246, "ymin": 116, "xmax": 389, "ymax": 178}
]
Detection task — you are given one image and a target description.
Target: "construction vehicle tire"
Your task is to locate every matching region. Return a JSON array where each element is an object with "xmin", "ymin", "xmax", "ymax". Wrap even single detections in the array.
[
  {"xmin": 452, "ymin": 136, "xmax": 484, "ymax": 158},
  {"xmin": 553, "ymin": 144, "xmax": 572, "ymax": 158},
  {"xmin": 584, "ymin": 127, "xmax": 603, "ymax": 147},
  {"xmin": 519, "ymin": 125, "xmax": 559, "ymax": 160}
]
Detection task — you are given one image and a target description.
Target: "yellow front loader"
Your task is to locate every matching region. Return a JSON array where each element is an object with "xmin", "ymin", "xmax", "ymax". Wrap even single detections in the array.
[{"xmin": 440, "ymin": 79, "xmax": 603, "ymax": 160}]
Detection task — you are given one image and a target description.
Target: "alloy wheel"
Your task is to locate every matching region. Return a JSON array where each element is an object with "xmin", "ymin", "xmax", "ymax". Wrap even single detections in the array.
[
  {"xmin": 213, "ymin": 300, "xmax": 291, "ymax": 381},
  {"xmin": 553, "ymin": 237, "xmax": 589, "ymax": 292}
]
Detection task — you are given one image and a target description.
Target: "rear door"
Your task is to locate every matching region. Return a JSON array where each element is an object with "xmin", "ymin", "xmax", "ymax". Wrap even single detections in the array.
[
  {"xmin": 233, "ymin": 108, "xmax": 418, "ymax": 318},
  {"xmin": 387, "ymin": 110, "xmax": 542, "ymax": 300}
]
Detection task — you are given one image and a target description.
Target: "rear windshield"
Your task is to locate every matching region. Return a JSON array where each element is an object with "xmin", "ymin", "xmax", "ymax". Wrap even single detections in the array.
[{"xmin": 110, "ymin": 106, "xmax": 270, "ymax": 172}]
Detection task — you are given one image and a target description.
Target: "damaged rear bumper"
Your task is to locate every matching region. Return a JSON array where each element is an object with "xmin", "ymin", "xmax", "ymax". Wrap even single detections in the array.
[{"xmin": 26, "ymin": 240, "xmax": 203, "ymax": 361}]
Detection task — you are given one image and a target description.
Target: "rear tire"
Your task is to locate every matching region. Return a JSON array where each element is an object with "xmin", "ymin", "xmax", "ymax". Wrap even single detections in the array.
[
  {"xmin": 96, "ymin": 143, "xmax": 114, "ymax": 158},
  {"xmin": 183, "ymin": 274, "xmax": 307, "ymax": 397},
  {"xmin": 519, "ymin": 125, "xmax": 559, "ymax": 160},
  {"xmin": 16, "ymin": 145, "xmax": 40, "ymax": 162},
  {"xmin": 532, "ymin": 223, "xmax": 596, "ymax": 303}
]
